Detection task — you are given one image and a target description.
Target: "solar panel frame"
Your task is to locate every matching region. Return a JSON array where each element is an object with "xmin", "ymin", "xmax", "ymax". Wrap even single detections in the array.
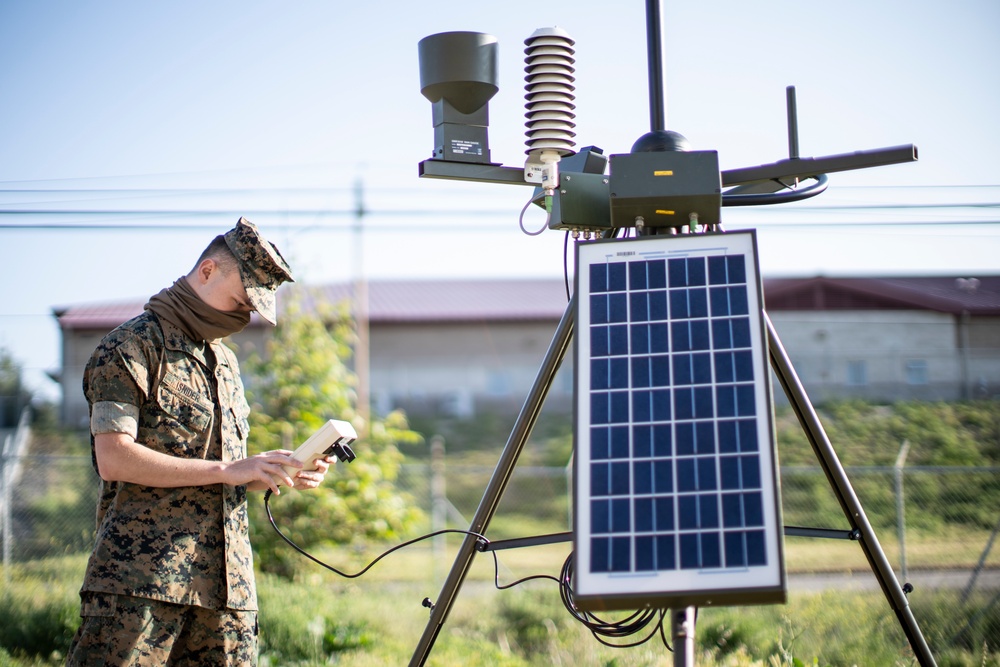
[{"xmin": 572, "ymin": 230, "xmax": 786, "ymax": 611}]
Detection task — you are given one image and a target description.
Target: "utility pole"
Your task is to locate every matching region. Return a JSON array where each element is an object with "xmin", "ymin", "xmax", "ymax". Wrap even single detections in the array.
[{"xmin": 353, "ymin": 177, "xmax": 371, "ymax": 432}]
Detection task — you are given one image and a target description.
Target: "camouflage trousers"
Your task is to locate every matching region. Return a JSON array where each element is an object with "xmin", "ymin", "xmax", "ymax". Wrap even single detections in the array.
[{"xmin": 65, "ymin": 592, "xmax": 258, "ymax": 666}]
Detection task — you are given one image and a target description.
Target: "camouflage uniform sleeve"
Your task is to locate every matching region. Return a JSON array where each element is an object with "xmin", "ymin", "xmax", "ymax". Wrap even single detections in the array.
[
  {"xmin": 85, "ymin": 328, "xmax": 156, "ymax": 438},
  {"xmin": 91, "ymin": 401, "xmax": 141, "ymax": 438}
]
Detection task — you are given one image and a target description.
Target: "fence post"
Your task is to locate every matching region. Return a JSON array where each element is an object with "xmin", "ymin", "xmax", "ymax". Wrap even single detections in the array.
[
  {"xmin": 2, "ymin": 432, "xmax": 10, "ymax": 579},
  {"xmin": 961, "ymin": 515, "xmax": 1000, "ymax": 604},
  {"xmin": 895, "ymin": 441, "xmax": 910, "ymax": 582},
  {"xmin": 430, "ymin": 435, "xmax": 446, "ymax": 575},
  {"xmin": 2, "ymin": 408, "xmax": 33, "ymax": 579}
]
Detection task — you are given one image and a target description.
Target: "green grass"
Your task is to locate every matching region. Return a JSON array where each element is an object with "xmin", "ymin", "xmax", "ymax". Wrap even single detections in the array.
[
  {"xmin": 0, "ymin": 557, "xmax": 84, "ymax": 664},
  {"xmin": 6, "ymin": 395, "xmax": 1000, "ymax": 664},
  {"xmin": 2, "ymin": 555, "xmax": 998, "ymax": 666}
]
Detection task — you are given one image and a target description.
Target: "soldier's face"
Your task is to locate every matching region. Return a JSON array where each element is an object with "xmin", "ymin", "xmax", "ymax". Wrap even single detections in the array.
[{"xmin": 201, "ymin": 261, "xmax": 255, "ymax": 315}]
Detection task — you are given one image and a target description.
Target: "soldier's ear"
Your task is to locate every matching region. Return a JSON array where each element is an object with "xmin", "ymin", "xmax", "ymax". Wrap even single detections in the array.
[{"xmin": 194, "ymin": 258, "xmax": 218, "ymax": 285}]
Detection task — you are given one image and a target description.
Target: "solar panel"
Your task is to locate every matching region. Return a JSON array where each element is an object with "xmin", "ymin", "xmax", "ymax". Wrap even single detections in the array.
[{"xmin": 573, "ymin": 230, "xmax": 786, "ymax": 611}]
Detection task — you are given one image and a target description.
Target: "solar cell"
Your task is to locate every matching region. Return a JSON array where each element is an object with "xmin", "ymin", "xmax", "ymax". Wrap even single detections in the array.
[{"xmin": 573, "ymin": 231, "xmax": 786, "ymax": 611}]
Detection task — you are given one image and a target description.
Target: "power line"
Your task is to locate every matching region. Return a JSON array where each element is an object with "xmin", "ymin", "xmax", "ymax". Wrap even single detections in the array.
[
  {"xmin": 3, "ymin": 185, "xmax": 999, "ymax": 206},
  {"xmin": 2, "ymin": 180, "xmax": 998, "ymax": 190},
  {"xmin": 3, "ymin": 201, "xmax": 999, "ymax": 214},
  {"xmin": 0, "ymin": 202, "xmax": 999, "ymax": 230},
  {"xmin": 0, "ymin": 220, "xmax": 997, "ymax": 233},
  {"xmin": 2, "ymin": 181, "xmax": 999, "ymax": 231}
]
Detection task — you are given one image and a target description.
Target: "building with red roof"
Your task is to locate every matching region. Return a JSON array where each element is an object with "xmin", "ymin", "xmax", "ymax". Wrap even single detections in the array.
[{"xmin": 54, "ymin": 275, "xmax": 1000, "ymax": 428}]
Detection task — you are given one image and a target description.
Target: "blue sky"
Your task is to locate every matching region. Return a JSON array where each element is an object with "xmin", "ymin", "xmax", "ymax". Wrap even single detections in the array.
[{"xmin": 1, "ymin": 1, "xmax": 998, "ymax": 400}]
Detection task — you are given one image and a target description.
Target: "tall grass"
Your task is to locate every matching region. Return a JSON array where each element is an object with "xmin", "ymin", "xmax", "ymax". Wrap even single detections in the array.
[
  {"xmin": 4, "ymin": 555, "xmax": 996, "ymax": 666},
  {"xmin": 254, "ymin": 576, "xmax": 1000, "ymax": 666},
  {"xmin": 0, "ymin": 557, "xmax": 84, "ymax": 664}
]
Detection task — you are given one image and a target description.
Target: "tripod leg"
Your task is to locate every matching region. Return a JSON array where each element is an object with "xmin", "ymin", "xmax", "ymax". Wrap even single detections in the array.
[
  {"xmin": 408, "ymin": 296, "xmax": 577, "ymax": 666},
  {"xmin": 765, "ymin": 312, "xmax": 937, "ymax": 667}
]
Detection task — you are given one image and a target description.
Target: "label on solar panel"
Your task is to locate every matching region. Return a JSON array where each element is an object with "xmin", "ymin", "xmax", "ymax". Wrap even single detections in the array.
[{"xmin": 573, "ymin": 231, "xmax": 786, "ymax": 611}]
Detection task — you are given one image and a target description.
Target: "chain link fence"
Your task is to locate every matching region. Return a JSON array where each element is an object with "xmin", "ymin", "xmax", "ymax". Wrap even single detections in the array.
[{"xmin": 2, "ymin": 433, "xmax": 998, "ymax": 656}]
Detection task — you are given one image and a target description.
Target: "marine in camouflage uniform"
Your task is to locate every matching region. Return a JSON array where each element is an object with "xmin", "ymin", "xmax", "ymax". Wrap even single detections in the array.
[{"xmin": 67, "ymin": 218, "xmax": 327, "ymax": 666}]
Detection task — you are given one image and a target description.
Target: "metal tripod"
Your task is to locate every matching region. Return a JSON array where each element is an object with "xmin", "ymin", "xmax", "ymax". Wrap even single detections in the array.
[
  {"xmin": 409, "ymin": 0, "xmax": 927, "ymax": 660},
  {"xmin": 408, "ymin": 294, "xmax": 937, "ymax": 666}
]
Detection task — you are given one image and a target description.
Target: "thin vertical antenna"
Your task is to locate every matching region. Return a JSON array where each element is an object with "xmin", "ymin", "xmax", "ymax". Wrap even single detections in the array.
[
  {"xmin": 786, "ymin": 85, "xmax": 800, "ymax": 159},
  {"xmin": 646, "ymin": 0, "xmax": 667, "ymax": 131}
]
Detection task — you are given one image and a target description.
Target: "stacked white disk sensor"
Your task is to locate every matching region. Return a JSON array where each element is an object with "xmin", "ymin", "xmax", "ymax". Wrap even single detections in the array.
[{"xmin": 524, "ymin": 27, "xmax": 577, "ymax": 186}]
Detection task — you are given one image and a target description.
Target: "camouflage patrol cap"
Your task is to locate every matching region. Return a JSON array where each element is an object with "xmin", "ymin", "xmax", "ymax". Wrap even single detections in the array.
[{"xmin": 223, "ymin": 217, "xmax": 294, "ymax": 325}]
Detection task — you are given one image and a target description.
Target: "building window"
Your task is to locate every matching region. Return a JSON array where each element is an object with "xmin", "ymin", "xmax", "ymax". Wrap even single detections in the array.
[
  {"xmin": 487, "ymin": 371, "xmax": 511, "ymax": 397},
  {"xmin": 905, "ymin": 359, "xmax": 929, "ymax": 385},
  {"xmin": 846, "ymin": 360, "xmax": 868, "ymax": 387},
  {"xmin": 442, "ymin": 391, "xmax": 474, "ymax": 418}
]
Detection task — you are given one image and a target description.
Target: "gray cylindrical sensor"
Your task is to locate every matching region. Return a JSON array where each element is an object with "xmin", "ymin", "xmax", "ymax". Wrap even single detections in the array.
[{"xmin": 419, "ymin": 31, "xmax": 499, "ymax": 114}]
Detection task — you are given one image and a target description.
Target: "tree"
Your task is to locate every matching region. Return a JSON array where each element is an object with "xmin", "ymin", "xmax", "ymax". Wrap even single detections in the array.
[
  {"xmin": 0, "ymin": 347, "xmax": 33, "ymax": 428},
  {"xmin": 241, "ymin": 292, "xmax": 424, "ymax": 577}
]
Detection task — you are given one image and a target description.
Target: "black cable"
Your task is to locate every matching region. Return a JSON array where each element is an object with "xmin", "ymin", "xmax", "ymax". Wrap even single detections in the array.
[
  {"xmin": 490, "ymin": 550, "xmax": 561, "ymax": 591},
  {"xmin": 563, "ymin": 230, "xmax": 572, "ymax": 302},
  {"xmin": 722, "ymin": 174, "xmax": 829, "ymax": 206},
  {"xmin": 266, "ymin": 492, "xmax": 671, "ymax": 650},
  {"xmin": 557, "ymin": 554, "xmax": 671, "ymax": 650},
  {"xmin": 263, "ymin": 489, "xmax": 486, "ymax": 578},
  {"xmin": 266, "ymin": 489, "xmax": 557, "ymax": 589}
]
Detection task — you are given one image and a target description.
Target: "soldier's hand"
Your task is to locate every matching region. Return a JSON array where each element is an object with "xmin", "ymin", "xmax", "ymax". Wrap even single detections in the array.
[
  {"xmin": 289, "ymin": 455, "xmax": 334, "ymax": 491},
  {"xmin": 227, "ymin": 450, "xmax": 301, "ymax": 494}
]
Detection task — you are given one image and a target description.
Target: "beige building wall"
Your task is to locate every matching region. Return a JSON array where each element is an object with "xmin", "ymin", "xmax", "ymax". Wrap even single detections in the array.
[
  {"xmin": 61, "ymin": 329, "xmax": 109, "ymax": 429},
  {"xmin": 768, "ymin": 310, "xmax": 962, "ymax": 402},
  {"xmin": 369, "ymin": 321, "xmax": 574, "ymax": 417},
  {"xmin": 58, "ymin": 307, "xmax": 999, "ymax": 429}
]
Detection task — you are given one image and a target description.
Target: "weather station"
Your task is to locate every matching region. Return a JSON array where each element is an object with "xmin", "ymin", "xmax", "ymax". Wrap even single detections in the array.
[{"xmin": 409, "ymin": 2, "xmax": 932, "ymax": 666}]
